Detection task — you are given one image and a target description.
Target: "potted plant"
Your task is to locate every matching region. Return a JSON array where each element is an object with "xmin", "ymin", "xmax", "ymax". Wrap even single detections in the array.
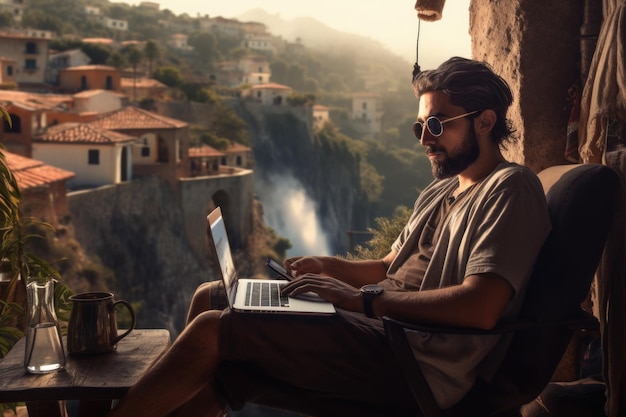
[{"xmin": 0, "ymin": 106, "xmax": 73, "ymax": 357}]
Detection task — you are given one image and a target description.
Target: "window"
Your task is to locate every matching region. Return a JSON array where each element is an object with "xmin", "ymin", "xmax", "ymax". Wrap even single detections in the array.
[
  {"xmin": 221, "ymin": 157, "xmax": 226, "ymax": 165},
  {"xmin": 236, "ymin": 156, "xmax": 242, "ymax": 166},
  {"xmin": 88, "ymin": 149, "xmax": 100, "ymax": 165},
  {"xmin": 81, "ymin": 75, "xmax": 87, "ymax": 90},
  {"xmin": 25, "ymin": 42, "xmax": 37, "ymax": 54},
  {"xmin": 7, "ymin": 66, "xmax": 12, "ymax": 76},
  {"xmin": 362, "ymin": 102, "xmax": 367, "ymax": 110},
  {"xmin": 141, "ymin": 147, "xmax": 150, "ymax": 157},
  {"xmin": 105, "ymin": 76, "xmax": 113, "ymax": 90},
  {"xmin": 24, "ymin": 59, "xmax": 36, "ymax": 70}
]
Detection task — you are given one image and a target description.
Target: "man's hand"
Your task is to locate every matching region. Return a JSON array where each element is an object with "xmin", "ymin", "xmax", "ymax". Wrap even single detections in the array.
[
  {"xmin": 284, "ymin": 257, "xmax": 325, "ymax": 276},
  {"xmin": 281, "ymin": 274, "xmax": 363, "ymax": 312}
]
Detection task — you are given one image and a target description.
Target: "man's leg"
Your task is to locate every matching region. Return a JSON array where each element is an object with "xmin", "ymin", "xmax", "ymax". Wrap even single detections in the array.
[
  {"xmin": 186, "ymin": 281, "xmax": 227, "ymax": 324},
  {"xmin": 107, "ymin": 310, "xmax": 223, "ymax": 417}
]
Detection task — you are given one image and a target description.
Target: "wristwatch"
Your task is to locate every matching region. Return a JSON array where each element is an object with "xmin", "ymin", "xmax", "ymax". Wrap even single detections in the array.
[{"xmin": 360, "ymin": 284, "xmax": 384, "ymax": 318}]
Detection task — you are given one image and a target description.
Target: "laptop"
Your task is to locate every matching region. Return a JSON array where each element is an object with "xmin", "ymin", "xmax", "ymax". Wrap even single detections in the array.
[{"xmin": 207, "ymin": 207, "xmax": 336, "ymax": 315}]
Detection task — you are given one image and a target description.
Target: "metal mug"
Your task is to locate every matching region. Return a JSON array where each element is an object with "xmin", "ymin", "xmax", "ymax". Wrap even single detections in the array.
[{"xmin": 67, "ymin": 292, "xmax": 136, "ymax": 355}]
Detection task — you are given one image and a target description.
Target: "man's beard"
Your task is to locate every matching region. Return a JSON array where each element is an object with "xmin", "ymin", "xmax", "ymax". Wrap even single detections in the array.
[{"xmin": 428, "ymin": 127, "xmax": 480, "ymax": 179}]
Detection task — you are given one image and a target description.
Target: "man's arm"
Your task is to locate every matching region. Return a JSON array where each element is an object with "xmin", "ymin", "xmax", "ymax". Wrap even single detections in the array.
[
  {"xmin": 374, "ymin": 273, "xmax": 514, "ymax": 329},
  {"xmin": 283, "ymin": 272, "xmax": 514, "ymax": 330},
  {"xmin": 285, "ymin": 251, "xmax": 396, "ymax": 288}
]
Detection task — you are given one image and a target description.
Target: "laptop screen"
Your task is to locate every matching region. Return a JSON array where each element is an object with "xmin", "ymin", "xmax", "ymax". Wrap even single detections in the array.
[{"xmin": 208, "ymin": 208, "xmax": 237, "ymax": 292}]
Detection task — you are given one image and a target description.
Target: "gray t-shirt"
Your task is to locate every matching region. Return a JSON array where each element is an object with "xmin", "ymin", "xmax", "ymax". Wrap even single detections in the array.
[{"xmin": 384, "ymin": 162, "xmax": 551, "ymax": 409}]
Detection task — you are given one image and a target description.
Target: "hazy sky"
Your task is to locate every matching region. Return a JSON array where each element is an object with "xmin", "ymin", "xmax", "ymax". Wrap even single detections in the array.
[{"xmin": 115, "ymin": 1, "xmax": 472, "ymax": 69}]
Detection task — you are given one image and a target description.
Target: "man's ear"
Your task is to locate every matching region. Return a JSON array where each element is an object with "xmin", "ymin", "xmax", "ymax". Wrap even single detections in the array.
[{"xmin": 475, "ymin": 109, "xmax": 497, "ymax": 134}]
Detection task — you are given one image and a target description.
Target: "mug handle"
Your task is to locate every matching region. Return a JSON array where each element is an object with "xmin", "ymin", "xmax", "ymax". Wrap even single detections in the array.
[{"xmin": 111, "ymin": 299, "xmax": 137, "ymax": 345}]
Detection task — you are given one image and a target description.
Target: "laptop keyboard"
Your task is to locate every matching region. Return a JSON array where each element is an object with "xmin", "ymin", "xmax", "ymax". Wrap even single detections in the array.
[{"xmin": 245, "ymin": 281, "xmax": 289, "ymax": 307}]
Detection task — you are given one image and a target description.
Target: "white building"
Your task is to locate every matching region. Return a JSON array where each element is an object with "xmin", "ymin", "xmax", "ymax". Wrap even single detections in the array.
[
  {"xmin": 243, "ymin": 33, "xmax": 276, "ymax": 53},
  {"xmin": 244, "ymin": 83, "xmax": 292, "ymax": 106},
  {"xmin": 209, "ymin": 17, "xmax": 242, "ymax": 38},
  {"xmin": 0, "ymin": 0, "xmax": 26, "ymax": 23},
  {"xmin": 32, "ymin": 123, "xmax": 136, "ymax": 188},
  {"xmin": 46, "ymin": 48, "xmax": 91, "ymax": 84},
  {"xmin": 168, "ymin": 34, "xmax": 191, "ymax": 51},
  {"xmin": 313, "ymin": 104, "xmax": 330, "ymax": 130},
  {"xmin": 0, "ymin": 31, "xmax": 51, "ymax": 85},
  {"xmin": 351, "ymin": 92, "xmax": 383, "ymax": 137},
  {"xmin": 73, "ymin": 89, "xmax": 123, "ymax": 114}
]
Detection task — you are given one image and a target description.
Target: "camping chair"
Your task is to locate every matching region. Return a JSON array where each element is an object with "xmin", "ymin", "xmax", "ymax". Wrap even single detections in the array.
[{"xmin": 383, "ymin": 163, "xmax": 621, "ymax": 417}]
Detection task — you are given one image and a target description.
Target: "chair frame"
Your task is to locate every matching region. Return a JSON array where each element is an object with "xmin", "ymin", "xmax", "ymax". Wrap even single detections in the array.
[{"xmin": 382, "ymin": 163, "xmax": 620, "ymax": 417}]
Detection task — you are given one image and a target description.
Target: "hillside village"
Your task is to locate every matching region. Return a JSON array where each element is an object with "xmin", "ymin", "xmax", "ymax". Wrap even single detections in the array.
[{"xmin": 0, "ymin": 0, "xmax": 387, "ymax": 230}]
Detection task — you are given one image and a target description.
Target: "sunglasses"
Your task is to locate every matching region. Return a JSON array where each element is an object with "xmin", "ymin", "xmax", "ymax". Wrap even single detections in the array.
[{"xmin": 412, "ymin": 110, "xmax": 479, "ymax": 140}]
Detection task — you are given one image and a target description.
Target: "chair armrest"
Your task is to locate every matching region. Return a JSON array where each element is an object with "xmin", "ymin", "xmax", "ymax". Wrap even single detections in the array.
[
  {"xmin": 381, "ymin": 310, "xmax": 598, "ymax": 417},
  {"xmin": 382, "ymin": 310, "xmax": 598, "ymax": 336}
]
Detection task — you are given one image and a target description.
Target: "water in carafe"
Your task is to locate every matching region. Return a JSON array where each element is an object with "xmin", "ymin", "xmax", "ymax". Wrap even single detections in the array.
[{"xmin": 24, "ymin": 280, "xmax": 66, "ymax": 373}]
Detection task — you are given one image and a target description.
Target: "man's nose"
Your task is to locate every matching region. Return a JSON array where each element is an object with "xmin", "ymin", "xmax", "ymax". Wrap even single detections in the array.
[{"xmin": 420, "ymin": 129, "xmax": 436, "ymax": 147}]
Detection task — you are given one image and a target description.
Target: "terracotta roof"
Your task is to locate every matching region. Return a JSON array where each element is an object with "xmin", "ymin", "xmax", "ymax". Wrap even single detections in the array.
[
  {"xmin": 73, "ymin": 89, "xmax": 124, "ymax": 99},
  {"xmin": 189, "ymin": 145, "xmax": 224, "ymax": 158},
  {"xmin": 224, "ymin": 142, "xmax": 251, "ymax": 154},
  {"xmin": 249, "ymin": 83, "xmax": 291, "ymax": 90},
  {"xmin": 0, "ymin": 32, "xmax": 48, "ymax": 41},
  {"xmin": 4, "ymin": 152, "xmax": 74, "ymax": 190},
  {"xmin": 120, "ymin": 78, "xmax": 167, "ymax": 89},
  {"xmin": 82, "ymin": 38, "xmax": 115, "ymax": 44},
  {"xmin": 62, "ymin": 65, "xmax": 117, "ymax": 72},
  {"xmin": 34, "ymin": 123, "xmax": 136, "ymax": 145},
  {"xmin": 89, "ymin": 106, "xmax": 187, "ymax": 130},
  {"xmin": 0, "ymin": 90, "xmax": 72, "ymax": 110}
]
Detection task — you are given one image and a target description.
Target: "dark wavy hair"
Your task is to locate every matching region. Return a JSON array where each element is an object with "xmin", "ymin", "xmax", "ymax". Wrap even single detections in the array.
[{"xmin": 412, "ymin": 57, "xmax": 515, "ymax": 146}]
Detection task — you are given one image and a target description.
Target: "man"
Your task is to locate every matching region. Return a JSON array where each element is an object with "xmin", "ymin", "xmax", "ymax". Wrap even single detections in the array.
[{"xmin": 107, "ymin": 57, "xmax": 550, "ymax": 417}]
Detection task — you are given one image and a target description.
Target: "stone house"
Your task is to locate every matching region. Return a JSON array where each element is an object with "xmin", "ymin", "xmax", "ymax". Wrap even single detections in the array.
[
  {"xmin": 313, "ymin": 104, "xmax": 330, "ymax": 130},
  {"xmin": 0, "ymin": 30, "xmax": 51, "ymax": 86},
  {"xmin": 351, "ymin": 92, "xmax": 382, "ymax": 138},
  {"xmin": 0, "ymin": 0, "xmax": 26, "ymax": 23},
  {"xmin": 167, "ymin": 34, "xmax": 191, "ymax": 51},
  {"xmin": 120, "ymin": 77, "xmax": 168, "ymax": 101},
  {"xmin": 222, "ymin": 142, "xmax": 253, "ymax": 169},
  {"xmin": 32, "ymin": 122, "xmax": 136, "ymax": 189},
  {"xmin": 0, "ymin": 56, "xmax": 17, "ymax": 86},
  {"xmin": 4, "ymin": 151, "xmax": 75, "ymax": 224},
  {"xmin": 243, "ymin": 83, "xmax": 292, "ymax": 106},
  {"xmin": 58, "ymin": 65, "xmax": 121, "ymax": 94},
  {"xmin": 46, "ymin": 48, "xmax": 91, "ymax": 85},
  {"xmin": 88, "ymin": 106, "xmax": 190, "ymax": 184},
  {"xmin": 188, "ymin": 144, "xmax": 224, "ymax": 177},
  {"xmin": 0, "ymin": 90, "xmax": 71, "ymax": 157}
]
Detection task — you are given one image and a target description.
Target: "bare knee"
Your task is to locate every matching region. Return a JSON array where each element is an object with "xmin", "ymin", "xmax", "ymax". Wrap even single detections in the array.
[
  {"xmin": 180, "ymin": 310, "xmax": 222, "ymax": 347},
  {"xmin": 187, "ymin": 281, "xmax": 225, "ymax": 324}
]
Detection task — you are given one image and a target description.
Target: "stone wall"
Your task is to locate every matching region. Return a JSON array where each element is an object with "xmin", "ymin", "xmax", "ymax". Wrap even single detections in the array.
[
  {"xmin": 180, "ymin": 169, "xmax": 255, "ymax": 259},
  {"xmin": 66, "ymin": 172, "xmax": 254, "ymax": 336},
  {"xmin": 469, "ymin": 1, "xmax": 584, "ymax": 172}
]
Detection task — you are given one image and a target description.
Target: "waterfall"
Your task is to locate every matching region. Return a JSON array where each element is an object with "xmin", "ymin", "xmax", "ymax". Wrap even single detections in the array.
[{"xmin": 255, "ymin": 173, "xmax": 331, "ymax": 257}]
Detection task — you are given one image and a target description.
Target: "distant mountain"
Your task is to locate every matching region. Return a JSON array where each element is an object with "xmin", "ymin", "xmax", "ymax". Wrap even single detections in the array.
[{"xmin": 236, "ymin": 8, "xmax": 409, "ymax": 63}]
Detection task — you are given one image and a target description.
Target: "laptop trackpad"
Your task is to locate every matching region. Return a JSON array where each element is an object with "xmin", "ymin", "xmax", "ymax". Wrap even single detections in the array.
[{"xmin": 292, "ymin": 292, "xmax": 326, "ymax": 302}]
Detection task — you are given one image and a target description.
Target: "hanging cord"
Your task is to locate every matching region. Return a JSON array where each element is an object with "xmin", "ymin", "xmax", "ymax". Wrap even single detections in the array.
[{"xmin": 412, "ymin": 18, "xmax": 422, "ymax": 81}]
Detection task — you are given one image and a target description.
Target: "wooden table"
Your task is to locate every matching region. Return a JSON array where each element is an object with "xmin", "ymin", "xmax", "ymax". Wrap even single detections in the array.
[{"xmin": 0, "ymin": 329, "xmax": 170, "ymax": 417}]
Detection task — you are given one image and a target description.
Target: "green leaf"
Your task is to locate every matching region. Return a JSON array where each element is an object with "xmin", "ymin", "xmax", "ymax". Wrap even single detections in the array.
[{"xmin": 0, "ymin": 106, "xmax": 11, "ymax": 129}]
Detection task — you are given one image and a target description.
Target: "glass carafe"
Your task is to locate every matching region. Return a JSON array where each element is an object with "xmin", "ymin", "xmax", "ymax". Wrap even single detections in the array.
[{"xmin": 24, "ymin": 279, "xmax": 66, "ymax": 373}]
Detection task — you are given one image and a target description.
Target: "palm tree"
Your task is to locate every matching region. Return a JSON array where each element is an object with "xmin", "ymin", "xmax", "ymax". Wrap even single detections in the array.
[
  {"xmin": 126, "ymin": 46, "xmax": 144, "ymax": 103},
  {"xmin": 144, "ymin": 40, "xmax": 160, "ymax": 77}
]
